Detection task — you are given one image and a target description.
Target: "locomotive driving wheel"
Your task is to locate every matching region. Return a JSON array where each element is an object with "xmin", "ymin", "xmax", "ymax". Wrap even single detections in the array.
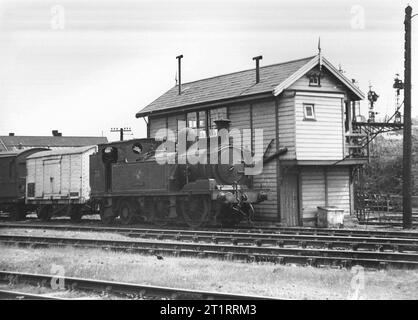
[
  {"xmin": 118, "ymin": 200, "xmax": 137, "ymax": 225},
  {"xmin": 179, "ymin": 195, "xmax": 210, "ymax": 228},
  {"xmin": 97, "ymin": 201, "xmax": 116, "ymax": 225},
  {"xmin": 151, "ymin": 198, "xmax": 170, "ymax": 227}
]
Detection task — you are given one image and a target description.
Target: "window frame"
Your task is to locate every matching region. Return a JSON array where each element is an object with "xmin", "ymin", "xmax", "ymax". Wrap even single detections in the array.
[
  {"xmin": 303, "ymin": 103, "xmax": 316, "ymax": 121},
  {"xmin": 184, "ymin": 107, "xmax": 228, "ymax": 138},
  {"xmin": 308, "ymin": 72, "xmax": 321, "ymax": 87},
  {"xmin": 186, "ymin": 110, "xmax": 208, "ymax": 138}
]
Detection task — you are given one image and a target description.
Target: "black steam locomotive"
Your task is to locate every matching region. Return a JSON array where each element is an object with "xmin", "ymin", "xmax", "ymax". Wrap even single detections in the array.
[{"xmin": 0, "ymin": 122, "xmax": 267, "ymax": 228}]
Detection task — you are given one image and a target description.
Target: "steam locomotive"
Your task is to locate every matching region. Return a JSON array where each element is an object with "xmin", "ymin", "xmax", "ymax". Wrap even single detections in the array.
[{"xmin": 0, "ymin": 122, "xmax": 267, "ymax": 228}]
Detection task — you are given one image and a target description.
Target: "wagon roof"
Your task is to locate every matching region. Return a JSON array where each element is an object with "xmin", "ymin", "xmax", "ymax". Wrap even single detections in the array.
[
  {"xmin": 0, "ymin": 148, "xmax": 48, "ymax": 159},
  {"xmin": 136, "ymin": 54, "xmax": 364, "ymax": 118},
  {"xmin": 26, "ymin": 145, "xmax": 97, "ymax": 159},
  {"xmin": 0, "ymin": 135, "xmax": 107, "ymax": 152}
]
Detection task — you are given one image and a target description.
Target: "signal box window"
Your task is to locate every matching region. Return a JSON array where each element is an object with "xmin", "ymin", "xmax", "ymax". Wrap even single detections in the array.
[
  {"xmin": 186, "ymin": 111, "xmax": 207, "ymax": 138},
  {"xmin": 187, "ymin": 112, "xmax": 197, "ymax": 129},
  {"xmin": 308, "ymin": 71, "xmax": 321, "ymax": 87},
  {"xmin": 198, "ymin": 111, "xmax": 206, "ymax": 137},
  {"xmin": 303, "ymin": 104, "xmax": 316, "ymax": 120}
]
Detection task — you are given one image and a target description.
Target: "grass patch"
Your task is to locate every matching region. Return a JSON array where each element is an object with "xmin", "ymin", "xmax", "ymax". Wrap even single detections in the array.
[
  {"xmin": 0, "ymin": 228, "xmax": 137, "ymax": 242},
  {"xmin": 1, "ymin": 244, "xmax": 418, "ymax": 299}
]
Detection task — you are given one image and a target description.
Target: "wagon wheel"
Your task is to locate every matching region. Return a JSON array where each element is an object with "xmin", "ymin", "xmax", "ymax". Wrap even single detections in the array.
[
  {"xmin": 118, "ymin": 201, "xmax": 137, "ymax": 225},
  {"xmin": 179, "ymin": 195, "xmax": 210, "ymax": 228},
  {"xmin": 69, "ymin": 206, "xmax": 83, "ymax": 223},
  {"xmin": 9, "ymin": 204, "xmax": 26, "ymax": 221},
  {"xmin": 37, "ymin": 205, "xmax": 52, "ymax": 221},
  {"xmin": 151, "ymin": 198, "xmax": 170, "ymax": 227}
]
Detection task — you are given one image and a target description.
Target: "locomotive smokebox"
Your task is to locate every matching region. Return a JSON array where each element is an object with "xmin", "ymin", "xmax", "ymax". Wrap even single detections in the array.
[{"xmin": 214, "ymin": 118, "xmax": 231, "ymax": 131}]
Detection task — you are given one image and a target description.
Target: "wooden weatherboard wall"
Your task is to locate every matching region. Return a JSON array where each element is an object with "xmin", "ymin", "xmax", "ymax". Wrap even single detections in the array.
[
  {"xmin": 277, "ymin": 93, "xmax": 296, "ymax": 160},
  {"xmin": 294, "ymin": 92, "xmax": 345, "ymax": 161},
  {"xmin": 149, "ymin": 116, "xmax": 167, "ymax": 140},
  {"xmin": 300, "ymin": 166, "xmax": 351, "ymax": 225},
  {"xmin": 300, "ymin": 166, "xmax": 326, "ymax": 225},
  {"xmin": 251, "ymin": 100, "xmax": 278, "ymax": 221},
  {"xmin": 228, "ymin": 104, "xmax": 251, "ymax": 152},
  {"xmin": 326, "ymin": 166, "xmax": 350, "ymax": 215}
]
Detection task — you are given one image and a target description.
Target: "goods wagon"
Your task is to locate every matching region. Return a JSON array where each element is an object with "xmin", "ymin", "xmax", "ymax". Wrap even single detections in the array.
[
  {"xmin": 26, "ymin": 145, "xmax": 97, "ymax": 221},
  {"xmin": 0, "ymin": 148, "xmax": 47, "ymax": 219}
]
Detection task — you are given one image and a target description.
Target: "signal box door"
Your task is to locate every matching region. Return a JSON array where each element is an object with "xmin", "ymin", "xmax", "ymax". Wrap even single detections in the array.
[{"xmin": 280, "ymin": 172, "xmax": 300, "ymax": 226}]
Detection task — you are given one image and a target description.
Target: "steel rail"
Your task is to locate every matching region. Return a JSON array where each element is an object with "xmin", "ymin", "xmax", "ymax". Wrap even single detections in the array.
[
  {"xmin": 0, "ymin": 289, "xmax": 64, "ymax": 300},
  {"xmin": 1, "ymin": 234, "xmax": 418, "ymax": 269},
  {"xmin": 1, "ymin": 223, "xmax": 418, "ymax": 252},
  {"xmin": 0, "ymin": 271, "xmax": 274, "ymax": 300},
  {"xmin": 359, "ymin": 221, "xmax": 418, "ymax": 227},
  {"xmin": 2, "ymin": 219, "xmax": 418, "ymax": 239},
  {"xmin": 227, "ymin": 225, "xmax": 418, "ymax": 238}
]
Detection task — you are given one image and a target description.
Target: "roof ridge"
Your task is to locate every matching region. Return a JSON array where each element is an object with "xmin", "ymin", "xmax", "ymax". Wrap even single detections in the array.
[{"xmin": 178, "ymin": 55, "xmax": 316, "ymax": 87}]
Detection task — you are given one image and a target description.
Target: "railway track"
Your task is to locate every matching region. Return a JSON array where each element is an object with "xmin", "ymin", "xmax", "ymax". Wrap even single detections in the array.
[
  {"xmin": 0, "ymin": 271, "xmax": 273, "ymax": 300},
  {"xmin": 1, "ymin": 222, "xmax": 418, "ymax": 253},
  {"xmin": 1, "ymin": 233, "xmax": 418, "ymax": 269},
  {"xmin": 359, "ymin": 221, "xmax": 418, "ymax": 227},
  {"xmin": 2, "ymin": 220, "xmax": 418, "ymax": 239},
  {"xmin": 0, "ymin": 289, "xmax": 64, "ymax": 300}
]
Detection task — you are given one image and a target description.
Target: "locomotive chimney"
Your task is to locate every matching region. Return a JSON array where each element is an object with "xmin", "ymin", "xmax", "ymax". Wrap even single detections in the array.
[
  {"xmin": 252, "ymin": 55, "xmax": 263, "ymax": 84},
  {"xmin": 176, "ymin": 54, "xmax": 183, "ymax": 95}
]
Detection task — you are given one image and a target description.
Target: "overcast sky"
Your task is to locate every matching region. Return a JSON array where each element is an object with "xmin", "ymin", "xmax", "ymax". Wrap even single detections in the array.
[{"xmin": 0, "ymin": 0, "xmax": 416, "ymax": 141}]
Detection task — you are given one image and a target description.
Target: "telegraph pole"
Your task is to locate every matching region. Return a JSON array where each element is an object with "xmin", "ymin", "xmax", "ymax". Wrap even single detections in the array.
[
  {"xmin": 110, "ymin": 127, "xmax": 132, "ymax": 141},
  {"xmin": 403, "ymin": 5, "xmax": 413, "ymax": 229}
]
